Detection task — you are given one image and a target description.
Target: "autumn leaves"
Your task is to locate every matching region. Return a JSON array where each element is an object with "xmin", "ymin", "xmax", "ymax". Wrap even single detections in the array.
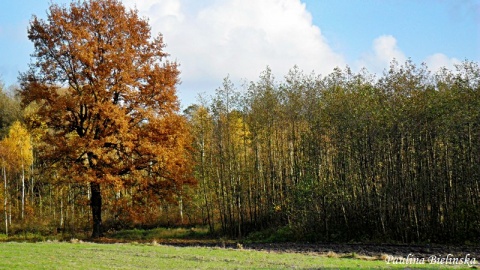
[
  {"xmin": 0, "ymin": 121, "xmax": 33, "ymax": 235},
  {"xmin": 19, "ymin": 0, "xmax": 192, "ymax": 238}
]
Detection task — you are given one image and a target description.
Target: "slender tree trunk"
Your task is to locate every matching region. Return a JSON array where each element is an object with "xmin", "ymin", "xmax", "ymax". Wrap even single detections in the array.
[
  {"xmin": 3, "ymin": 165, "xmax": 7, "ymax": 236},
  {"xmin": 8, "ymin": 200, "xmax": 11, "ymax": 226},
  {"xmin": 178, "ymin": 193, "xmax": 184, "ymax": 224},
  {"xmin": 71, "ymin": 186, "xmax": 75, "ymax": 234},
  {"xmin": 60, "ymin": 189, "xmax": 64, "ymax": 228},
  {"xmin": 21, "ymin": 163, "xmax": 25, "ymax": 220},
  {"xmin": 30, "ymin": 163, "xmax": 34, "ymax": 208},
  {"xmin": 90, "ymin": 182, "xmax": 102, "ymax": 238}
]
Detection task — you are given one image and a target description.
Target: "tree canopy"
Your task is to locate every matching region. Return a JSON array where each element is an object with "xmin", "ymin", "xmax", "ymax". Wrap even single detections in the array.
[
  {"xmin": 189, "ymin": 61, "xmax": 480, "ymax": 243},
  {"xmin": 0, "ymin": 84, "xmax": 22, "ymax": 138},
  {"xmin": 20, "ymin": 0, "xmax": 194, "ymax": 238}
]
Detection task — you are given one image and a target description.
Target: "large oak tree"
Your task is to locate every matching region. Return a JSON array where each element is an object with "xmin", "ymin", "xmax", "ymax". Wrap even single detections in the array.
[{"xmin": 20, "ymin": 0, "xmax": 194, "ymax": 238}]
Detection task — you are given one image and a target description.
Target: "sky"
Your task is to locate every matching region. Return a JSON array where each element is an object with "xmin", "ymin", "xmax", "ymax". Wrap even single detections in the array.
[{"xmin": 0, "ymin": 0, "xmax": 479, "ymax": 107}]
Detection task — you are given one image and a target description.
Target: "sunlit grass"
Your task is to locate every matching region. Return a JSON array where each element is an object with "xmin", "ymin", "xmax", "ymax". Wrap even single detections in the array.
[{"xmin": 0, "ymin": 242, "xmax": 474, "ymax": 269}]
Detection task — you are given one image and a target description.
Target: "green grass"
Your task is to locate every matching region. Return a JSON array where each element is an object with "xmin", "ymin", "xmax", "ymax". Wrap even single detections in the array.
[{"xmin": 0, "ymin": 242, "xmax": 475, "ymax": 269}]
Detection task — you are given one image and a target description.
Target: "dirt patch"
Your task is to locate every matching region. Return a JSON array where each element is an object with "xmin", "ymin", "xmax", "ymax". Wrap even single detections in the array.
[
  {"xmin": 241, "ymin": 242, "xmax": 480, "ymax": 258},
  {"xmin": 159, "ymin": 240, "xmax": 480, "ymax": 258}
]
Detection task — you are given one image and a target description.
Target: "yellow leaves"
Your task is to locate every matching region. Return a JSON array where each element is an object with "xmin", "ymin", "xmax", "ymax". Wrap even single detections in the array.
[
  {"xmin": 230, "ymin": 114, "xmax": 251, "ymax": 148},
  {"xmin": 23, "ymin": 102, "xmax": 48, "ymax": 144},
  {"xmin": 0, "ymin": 140, "xmax": 9, "ymax": 170},
  {"xmin": 2, "ymin": 121, "xmax": 33, "ymax": 170},
  {"xmin": 13, "ymin": 122, "xmax": 33, "ymax": 163}
]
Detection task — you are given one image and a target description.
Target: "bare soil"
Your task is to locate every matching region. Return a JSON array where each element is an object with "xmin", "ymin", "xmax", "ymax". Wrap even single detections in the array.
[
  {"xmin": 242, "ymin": 242, "xmax": 480, "ymax": 258},
  {"xmin": 123, "ymin": 238, "xmax": 480, "ymax": 258}
]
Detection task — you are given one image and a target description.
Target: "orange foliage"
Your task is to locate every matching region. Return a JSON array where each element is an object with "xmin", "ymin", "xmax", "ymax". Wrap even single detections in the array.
[{"xmin": 19, "ymin": 0, "xmax": 195, "ymax": 236}]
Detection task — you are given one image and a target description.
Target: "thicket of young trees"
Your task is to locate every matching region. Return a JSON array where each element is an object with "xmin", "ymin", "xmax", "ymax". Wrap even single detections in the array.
[
  {"xmin": 188, "ymin": 61, "xmax": 480, "ymax": 243},
  {"xmin": 1, "ymin": 0, "xmax": 479, "ymax": 244}
]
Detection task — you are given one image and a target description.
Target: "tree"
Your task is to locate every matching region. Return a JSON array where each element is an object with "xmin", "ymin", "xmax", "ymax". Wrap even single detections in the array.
[
  {"xmin": 4, "ymin": 122, "xmax": 33, "ymax": 220},
  {"xmin": 0, "ymin": 139, "xmax": 10, "ymax": 236},
  {"xmin": 185, "ymin": 103, "xmax": 216, "ymax": 232},
  {"xmin": 20, "ymin": 0, "xmax": 194, "ymax": 238},
  {"xmin": 0, "ymin": 121, "xmax": 33, "ymax": 235}
]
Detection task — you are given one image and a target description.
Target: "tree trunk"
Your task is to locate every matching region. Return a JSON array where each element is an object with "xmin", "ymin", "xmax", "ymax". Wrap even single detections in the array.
[
  {"xmin": 3, "ymin": 165, "xmax": 7, "ymax": 236},
  {"xmin": 90, "ymin": 182, "xmax": 102, "ymax": 238},
  {"xmin": 21, "ymin": 163, "xmax": 25, "ymax": 220},
  {"xmin": 30, "ymin": 163, "xmax": 34, "ymax": 208},
  {"xmin": 178, "ymin": 193, "xmax": 184, "ymax": 224},
  {"xmin": 60, "ymin": 189, "xmax": 64, "ymax": 228}
]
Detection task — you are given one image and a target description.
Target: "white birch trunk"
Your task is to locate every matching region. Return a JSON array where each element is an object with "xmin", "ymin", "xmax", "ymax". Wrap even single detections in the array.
[
  {"xmin": 21, "ymin": 163, "xmax": 25, "ymax": 220},
  {"xmin": 179, "ymin": 195, "xmax": 184, "ymax": 224},
  {"xmin": 3, "ymin": 165, "xmax": 7, "ymax": 236}
]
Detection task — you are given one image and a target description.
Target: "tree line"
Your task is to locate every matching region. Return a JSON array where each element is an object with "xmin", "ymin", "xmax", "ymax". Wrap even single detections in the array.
[
  {"xmin": 0, "ymin": 0, "xmax": 478, "ymax": 243},
  {"xmin": 187, "ymin": 61, "xmax": 480, "ymax": 243}
]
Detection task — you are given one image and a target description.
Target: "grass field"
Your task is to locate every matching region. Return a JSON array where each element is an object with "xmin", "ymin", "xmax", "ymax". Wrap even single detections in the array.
[{"xmin": 0, "ymin": 241, "xmax": 475, "ymax": 269}]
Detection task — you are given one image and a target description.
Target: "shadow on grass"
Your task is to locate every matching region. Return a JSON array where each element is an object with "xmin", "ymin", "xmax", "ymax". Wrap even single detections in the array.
[{"xmin": 106, "ymin": 226, "xmax": 211, "ymax": 242}]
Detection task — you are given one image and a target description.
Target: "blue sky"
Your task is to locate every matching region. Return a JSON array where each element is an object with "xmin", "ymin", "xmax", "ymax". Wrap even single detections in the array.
[
  {"xmin": 0, "ymin": 0, "xmax": 478, "ymax": 106},
  {"xmin": 305, "ymin": 0, "xmax": 479, "ymax": 64}
]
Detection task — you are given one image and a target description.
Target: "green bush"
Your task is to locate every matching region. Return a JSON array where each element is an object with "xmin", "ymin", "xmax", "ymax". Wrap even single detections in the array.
[{"xmin": 108, "ymin": 226, "xmax": 210, "ymax": 241}]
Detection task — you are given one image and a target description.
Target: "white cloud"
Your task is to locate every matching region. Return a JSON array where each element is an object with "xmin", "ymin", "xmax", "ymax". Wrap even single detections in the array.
[
  {"xmin": 120, "ymin": 1, "xmax": 465, "ymax": 106},
  {"xmin": 356, "ymin": 35, "xmax": 406, "ymax": 74},
  {"xmin": 124, "ymin": 0, "xmax": 184, "ymax": 33},
  {"xmin": 424, "ymin": 53, "xmax": 461, "ymax": 73},
  {"xmin": 127, "ymin": 0, "xmax": 184, "ymax": 21},
  {"xmin": 372, "ymin": 35, "xmax": 406, "ymax": 64},
  {"xmin": 122, "ymin": 0, "xmax": 344, "ymax": 105},
  {"xmin": 356, "ymin": 35, "xmax": 462, "ymax": 75}
]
